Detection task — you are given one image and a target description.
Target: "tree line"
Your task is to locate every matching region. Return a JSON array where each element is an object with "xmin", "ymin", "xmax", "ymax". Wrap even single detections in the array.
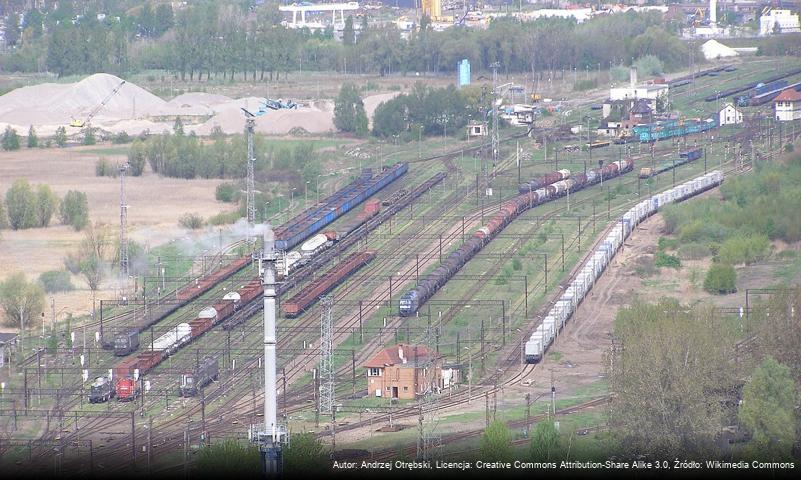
[
  {"xmin": 1, "ymin": 179, "xmax": 89, "ymax": 231},
  {"xmin": 3, "ymin": 3, "xmax": 701, "ymax": 79}
]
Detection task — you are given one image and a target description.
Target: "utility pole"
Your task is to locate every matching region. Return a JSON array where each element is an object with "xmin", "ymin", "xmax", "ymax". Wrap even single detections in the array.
[
  {"xmin": 119, "ymin": 163, "xmax": 129, "ymax": 280},
  {"xmin": 490, "ymin": 62, "xmax": 501, "ymax": 178},
  {"xmin": 246, "ymin": 117, "xmax": 256, "ymax": 244},
  {"xmin": 252, "ymin": 226, "xmax": 285, "ymax": 475},
  {"xmin": 319, "ymin": 295, "xmax": 334, "ymax": 416}
]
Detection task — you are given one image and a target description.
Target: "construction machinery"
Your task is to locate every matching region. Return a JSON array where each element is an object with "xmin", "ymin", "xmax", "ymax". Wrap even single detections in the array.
[{"xmin": 69, "ymin": 80, "xmax": 126, "ymax": 128}]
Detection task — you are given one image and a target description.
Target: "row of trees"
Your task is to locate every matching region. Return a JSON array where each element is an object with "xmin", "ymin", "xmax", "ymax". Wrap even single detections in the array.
[
  {"xmin": 1, "ymin": 179, "xmax": 89, "ymax": 231},
  {"xmin": 372, "ymin": 83, "xmax": 477, "ymax": 138},
  {"xmin": 3, "ymin": 4, "xmax": 702, "ymax": 79},
  {"xmin": 609, "ymin": 296, "xmax": 800, "ymax": 459}
]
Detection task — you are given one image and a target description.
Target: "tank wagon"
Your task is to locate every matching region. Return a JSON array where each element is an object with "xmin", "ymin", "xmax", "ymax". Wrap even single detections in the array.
[
  {"xmin": 638, "ymin": 148, "xmax": 702, "ymax": 178},
  {"xmin": 525, "ymin": 170, "xmax": 724, "ymax": 362},
  {"xmin": 274, "ymin": 163, "xmax": 407, "ymax": 251},
  {"xmin": 518, "ymin": 169, "xmax": 571, "ymax": 195},
  {"xmin": 632, "ymin": 118, "xmax": 716, "ymax": 143},
  {"xmin": 400, "ymin": 161, "xmax": 634, "ymax": 316},
  {"xmin": 179, "ymin": 357, "xmax": 219, "ymax": 397},
  {"xmin": 282, "ymin": 250, "xmax": 377, "ymax": 317}
]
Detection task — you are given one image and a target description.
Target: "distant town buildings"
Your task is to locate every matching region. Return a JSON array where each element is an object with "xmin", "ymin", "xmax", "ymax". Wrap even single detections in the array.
[
  {"xmin": 609, "ymin": 67, "xmax": 669, "ymax": 112},
  {"xmin": 759, "ymin": 9, "xmax": 801, "ymax": 35}
]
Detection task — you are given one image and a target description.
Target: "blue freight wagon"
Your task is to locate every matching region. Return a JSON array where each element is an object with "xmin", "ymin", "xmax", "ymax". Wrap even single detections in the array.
[
  {"xmin": 632, "ymin": 118, "xmax": 716, "ymax": 143},
  {"xmin": 275, "ymin": 163, "xmax": 408, "ymax": 251}
]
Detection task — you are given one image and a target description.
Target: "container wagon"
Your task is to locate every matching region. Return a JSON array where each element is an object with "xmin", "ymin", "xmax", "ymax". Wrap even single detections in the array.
[
  {"xmin": 518, "ymin": 169, "xmax": 570, "ymax": 195},
  {"xmin": 399, "ymin": 161, "xmax": 634, "ymax": 316},
  {"xmin": 524, "ymin": 170, "xmax": 724, "ymax": 363},
  {"xmin": 282, "ymin": 250, "xmax": 377, "ymax": 318},
  {"xmin": 632, "ymin": 118, "xmax": 716, "ymax": 143},
  {"xmin": 179, "ymin": 357, "xmax": 219, "ymax": 397},
  {"xmin": 274, "ymin": 163, "xmax": 407, "ymax": 251}
]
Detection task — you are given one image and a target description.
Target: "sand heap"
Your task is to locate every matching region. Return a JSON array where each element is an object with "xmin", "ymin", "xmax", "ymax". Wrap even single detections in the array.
[
  {"xmin": 0, "ymin": 73, "xmax": 166, "ymax": 132},
  {"xmin": 0, "ymin": 73, "xmax": 398, "ymax": 137}
]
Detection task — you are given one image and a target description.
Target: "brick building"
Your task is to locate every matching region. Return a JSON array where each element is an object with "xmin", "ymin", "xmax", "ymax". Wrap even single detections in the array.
[{"xmin": 362, "ymin": 344, "xmax": 442, "ymax": 400}]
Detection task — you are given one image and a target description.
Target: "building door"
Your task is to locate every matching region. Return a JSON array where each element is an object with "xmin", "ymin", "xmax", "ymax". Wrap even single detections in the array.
[{"xmin": 392, "ymin": 387, "xmax": 398, "ymax": 399}]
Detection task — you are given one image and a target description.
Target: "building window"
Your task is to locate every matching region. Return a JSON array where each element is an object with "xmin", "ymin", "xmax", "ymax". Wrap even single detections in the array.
[
  {"xmin": 403, "ymin": 386, "xmax": 408, "ymax": 392},
  {"xmin": 386, "ymin": 386, "xmax": 390, "ymax": 391},
  {"xmin": 368, "ymin": 368, "xmax": 381, "ymax": 377}
]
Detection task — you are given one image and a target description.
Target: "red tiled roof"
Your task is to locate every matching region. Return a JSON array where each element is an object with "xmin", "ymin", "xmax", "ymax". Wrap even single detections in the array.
[
  {"xmin": 774, "ymin": 88, "xmax": 801, "ymax": 102},
  {"xmin": 362, "ymin": 344, "xmax": 437, "ymax": 369}
]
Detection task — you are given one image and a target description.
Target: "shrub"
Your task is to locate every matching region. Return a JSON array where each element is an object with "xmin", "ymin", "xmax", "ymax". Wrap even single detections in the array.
[
  {"xmin": 63, "ymin": 252, "xmax": 81, "ymax": 275},
  {"xmin": 59, "ymin": 190, "xmax": 89, "ymax": 231},
  {"xmin": 95, "ymin": 157, "xmax": 118, "ymax": 177},
  {"xmin": 704, "ymin": 263, "xmax": 737, "ymax": 295},
  {"xmin": 512, "ymin": 258, "xmax": 522, "ymax": 271},
  {"xmin": 657, "ymin": 236, "xmax": 679, "ymax": 251},
  {"xmin": 127, "ymin": 140, "xmax": 147, "ymax": 176},
  {"xmin": 27, "ymin": 125, "xmax": 38, "ymax": 148},
  {"xmin": 2, "ymin": 126, "xmax": 20, "ymax": 150},
  {"xmin": 82, "ymin": 127, "xmax": 96, "ymax": 146},
  {"xmin": 0, "ymin": 198, "xmax": 8, "ymax": 229},
  {"xmin": 715, "ymin": 234, "xmax": 769, "ymax": 265},
  {"xmin": 776, "ymin": 250, "xmax": 797, "ymax": 259},
  {"xmin": 39, "ymin": 271, "xmax": 74, "ymax": 293},
  {"xmin": 112, "ymin": 131, "xmax": 131, "ymax": 144},
  {"xmin": 207, "ymin": 211, "xmax": 240, "ymax": 226},
  {"xmin": 179, "ymin": 213, "xmax": 204, "ymax": 229},
  {"xmin": 5, "ymin": 178, "xmax": 37, "ymax": 229},
  {"xmin": 54, "ymin": 126, "xmax": 67, "ymax": 147},
  {"xmin": 215, "ymin": 183, "xmax": 239, "ymax": 203},
  {"xmin": 678, "ymin": 242, "xmax": 712, "ymax": 260},
  {"xmin": 35, "ymin": 184, "xmax": 58, "ymax": 227},
  {"xmin": 655, "ymin": 251, "xmax": 681, "ymax": 269}
]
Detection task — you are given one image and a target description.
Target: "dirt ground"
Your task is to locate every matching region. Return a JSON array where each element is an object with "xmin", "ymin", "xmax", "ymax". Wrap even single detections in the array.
[{"xmin": 0, "ymin": 145, "xmax": 229, "ymax": 321}]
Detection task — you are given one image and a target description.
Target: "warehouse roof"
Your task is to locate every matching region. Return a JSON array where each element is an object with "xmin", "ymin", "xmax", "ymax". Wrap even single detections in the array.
[
  {"xmin": 774, "ymin": 88, "xmax": 801, "ymax": 102},
  {"xmin": 0, "ymin": 332, "xmax": 18, "ymax": 345},
  {"xmin": 363, "ymin": 344, "xmax": 439, "ymax": 369}
]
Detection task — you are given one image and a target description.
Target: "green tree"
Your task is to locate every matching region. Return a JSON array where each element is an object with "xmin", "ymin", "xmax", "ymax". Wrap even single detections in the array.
[
  {"xmin": 35, "ymin": 184, "xmax": 58, "ymax": 228},
  {"xmin": 738, "ymin": 357, "xmax": 797, "ymax": 458},
  {"xmin": 333, "ymin": 83, "xmax": 368, "ymax": 136},
  {"xmin": 283, "ymin": 432, "xmax": 328, "ymax": 475},
  {"xmin": 82, "ymin": 127, "xmax": 96, "ymax": 146},
  {"xmin": 194, "ymin": 440, "xmax": 261, "ymax": 477},
  {"xmin": 5, "ymin": 178, "xmax": 37, "ymax": 229},
  {"xmin": 127, "ymin": 140, "xmax": 147, "ymax": 176},
  {"xmin": 27, "ymin": 125, "xmax": 38, "ymax": 148},
  {"xmin": 529, "ymin": 421, "xmax": 560, "ymax": 461},
  {"xmin": 4, "ymin": 13, "xmax": 20, "ymax": 46},
  {"xmin": 342, "ymin": 15, "xmax": 355, "ymax": 46},
  {"xmin": 480, "ymin": 420, "xmax": 513, "ymax": 462},
  {"xmin": 0, "ymin": 197, "xmax": 8, "ymax": 229},
  {"xmin": 174, "ymin": 117, "xmax": 185, "ymax": 136},
  {"xmin": 59, "ymin": 190, "xmax": 89, "ymax": 231},
  {"xmin": 373, "ymin": 96, "xmax": 408, "ymax": 137},
  {"xmin": 54, "ymin": 126, "xmax": 67, "ymax": 147},
  {"xmin": 2, "ymin": 126, "xmax": 20, "ymax": 151},
  {"xmin": 609, "ymin": 299, "xmax": 734, "ymax": 456},
  {"xmin": 0, "ymin": 272, "xmax": 45, "ymax": 329},
  {"xmin": 703, "ymin": 263, "xmax": 736, "ymax": 294}
]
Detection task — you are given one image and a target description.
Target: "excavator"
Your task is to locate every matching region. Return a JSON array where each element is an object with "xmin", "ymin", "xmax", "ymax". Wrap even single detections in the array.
[{"xmin": 69, "ymin": 80, "xmax": 126, "ymax": 128}]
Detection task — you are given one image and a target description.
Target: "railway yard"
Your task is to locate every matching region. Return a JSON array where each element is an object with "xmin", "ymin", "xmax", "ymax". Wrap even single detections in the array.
[{"xmin": 1, "ymin": 55, "xmax": 801, "ymax": 476}]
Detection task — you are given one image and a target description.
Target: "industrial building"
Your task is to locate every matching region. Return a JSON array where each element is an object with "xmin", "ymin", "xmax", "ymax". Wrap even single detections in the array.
[
  {"xmin": 774, "ymin": 88, "xmax": 801, "ymax": 122},
  {"xmin": 363, "ymin": 344, "xmax": 442, "ymax": 400},
  {"xmin": 760, "ymin": 8, "xmax": 801, "ymax": 35}
]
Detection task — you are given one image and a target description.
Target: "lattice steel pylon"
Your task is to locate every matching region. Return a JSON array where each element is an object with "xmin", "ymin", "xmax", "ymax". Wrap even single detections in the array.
[
  {"xmin": 490, "ymin": 62, "xmax": 501, "ymax": 176},
  {"xmin": 319, "ymin": 295, "xmax": 334, "ymax": 416},
  {"xmin": 119, "ymin": 163, "xmax": 129, "ymax": 279},
  {"xmin": 417, "ymin": 313, "xmax": 442, "ymax": 461},
  {"xmin": 246, "ymin": 117, "xmax": 257, "ymax": 244}
]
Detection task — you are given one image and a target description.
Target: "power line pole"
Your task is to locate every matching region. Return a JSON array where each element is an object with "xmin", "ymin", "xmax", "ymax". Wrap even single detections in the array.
[
  {"xmin": 246, "ymin": 117, "xmax": 256, "ymax": 244},
  {"xmin": 490, "ymin": 61, "xmax": 501, "ymax": 179},
  {"xmin": 119, "ymin": 163, "xmax": 129, "ymax": 280},
  {"xmin": 319, "ymin": 295, "xmax": 334, "ymax": 416}
]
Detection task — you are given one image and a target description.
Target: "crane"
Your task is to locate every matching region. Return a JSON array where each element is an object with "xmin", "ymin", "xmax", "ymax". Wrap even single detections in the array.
[{"xmin": 69, "ymin": 80, "xmax": 127, "ymax": 128}]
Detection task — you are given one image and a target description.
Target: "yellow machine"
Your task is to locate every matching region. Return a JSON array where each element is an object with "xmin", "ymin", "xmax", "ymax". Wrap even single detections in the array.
[{"xmin": 69, "ymin": 80, "xmax": 126, "ymax": 128}]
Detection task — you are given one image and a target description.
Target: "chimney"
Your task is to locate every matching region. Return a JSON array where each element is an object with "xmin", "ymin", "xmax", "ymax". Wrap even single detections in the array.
[
  {"xmin": 398, "ymin": 346, "xmax": 406, "ymax": 364},
  {"xmin": 630, "ymin": 66, "xmax": 637, "ymax": 88},
  {"xmin": 710, "ymin": 0, "xmax": 717, "ymax": 25}
]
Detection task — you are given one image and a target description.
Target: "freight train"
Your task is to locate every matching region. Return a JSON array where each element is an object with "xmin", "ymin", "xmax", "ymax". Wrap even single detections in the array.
[
  {"xmin": 518, "ymin": 169, "xmax": 571, "ymax": 195},
  {"xmin": 638, "ymin": 148, "xmax": 702, "ymax": 178},
  {"xmin": 282, "ymin": 250, "xmax": 376, "ymax": 317},
  {"xmin": 735, "ymin": 80, "xmax": 789, "ymax": 107},
  {"xmin": 273, "ymin": 163, "xmax": 407, "ymax": 251},
  {"xmin": 524, "ymin": 170, "xmax": 724, "ymax": 363},
  {"xmin": 632, "ymin": 117, "xmax": 717, "ymax": 143},
  {"xmin": 399, "ymin": 160, "xmax": 634, "ymax": 316},
  {"xmin": 106, "ymin": 255, "xmax": 252, "ymax": 353},
  {"xmin": 113, "ymin": 277, "xmax": 263, "ymax": 400}
]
